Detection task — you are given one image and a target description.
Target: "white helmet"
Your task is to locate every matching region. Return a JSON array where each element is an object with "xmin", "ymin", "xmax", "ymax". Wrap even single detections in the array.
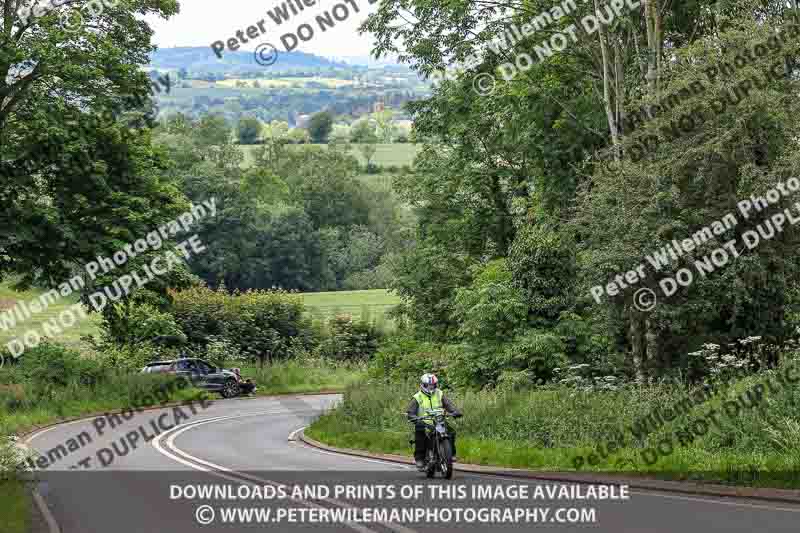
[{"xmin": 420, "ymin": 373, "xmax": 438, "ymax": 395}]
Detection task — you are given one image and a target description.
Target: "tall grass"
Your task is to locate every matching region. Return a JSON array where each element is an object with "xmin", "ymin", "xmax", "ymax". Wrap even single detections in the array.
[
  {"xmin": 0, "ymin": 366, "xmax": 203, "ymax": 437},
  {"xmin": 308, "ymin": 359, "xmax": 800, "ymax": 488},
  {"xmin": 0, "ymin": 357, "xmax": 364, "ymax": 437},
  {"xmin": 0, "ymin": 438, "xmax": 29, "ymax": 533},
  {"xmin": 241, "ymin": 357, "xmax": 366, "ymax": 394}
]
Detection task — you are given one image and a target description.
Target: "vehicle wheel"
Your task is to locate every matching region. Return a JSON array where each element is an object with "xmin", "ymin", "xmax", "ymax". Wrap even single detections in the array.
[
  {"xmin": 425, "ymin": 450, "xmax": 436, "ymax": 478},
  {"xmin": 221, "ymin": 379, "xmax": 241, "ymax": 399},
  {"xmin": 441, "ymin": 439, "xmax": 454, "ymax": 479}
]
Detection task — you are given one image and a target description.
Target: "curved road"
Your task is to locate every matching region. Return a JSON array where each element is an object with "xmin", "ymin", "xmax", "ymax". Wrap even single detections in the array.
[{"xmin": 24, "ymin": 394, "xmax": 800, "ymax": 532}]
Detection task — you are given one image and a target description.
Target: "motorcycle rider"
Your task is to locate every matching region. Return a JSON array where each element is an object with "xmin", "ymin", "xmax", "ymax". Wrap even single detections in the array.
[{"xmin": 406, "ymin": 373, "xmax": 462, "ymax": 471}]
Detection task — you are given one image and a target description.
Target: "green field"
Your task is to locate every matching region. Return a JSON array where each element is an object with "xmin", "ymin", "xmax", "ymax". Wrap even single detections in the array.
[
  {"xmin": 300, "ymin": 289, "xmax": 401, "ymax": 322},
  {"xmin": 0, "ymin": 283, "xmax": 101, "ymax": 353},
  {"xmin": 239, "ymin": 143, "xmax": 420, "ymax": 168},
  {"xmin": 0, "ymin": 284, "xmax": 399, "ymax": 350}
]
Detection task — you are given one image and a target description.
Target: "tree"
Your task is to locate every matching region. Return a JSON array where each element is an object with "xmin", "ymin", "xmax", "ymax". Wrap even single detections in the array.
[
  {"xmin": 0, "ymin": 0, "xmax": 182, "ymax": 285},
  {"xmin": 358, "ymin": 137, "xmax": 378, "ymax": 169},
  {"xmin": 374, "ymin": 109, "xmax": 397, "ymax": 143},
  {"xmin": 308, "ymin": 111, "xmax": 334, "ymax": 143},
  {"xmin": 264, "ymin": 120, "xmax": 290, "ymax": 143},
  {"xmin": 237, "ymin": 117, "xmax": 262, "ymax": 145},
  {"xmin": 195, "ymin": 115, "xmax": 232, "ymax": 148},
  {"xmin": 287, "ymin": 128, "xmax": 310, "ymax": 144},
  {"xmin": 363, "ymin": 0, "xmax": 800, "ymax": 381},
  {"xmin": 350, "ymin": 119, "xmax": 376, "ymax": 143}
]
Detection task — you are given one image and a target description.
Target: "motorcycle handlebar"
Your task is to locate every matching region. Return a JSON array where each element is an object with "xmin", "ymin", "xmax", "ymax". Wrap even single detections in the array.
[{"xmin": 407, "ymin": 410, "xmax": 459, "ymax": 422}]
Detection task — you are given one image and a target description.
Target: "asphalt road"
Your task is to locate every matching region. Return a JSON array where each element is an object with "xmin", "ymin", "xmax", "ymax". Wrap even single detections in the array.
[{"xmin": 23, "ymin": 394, "xmax": 800, "ymax": 533}]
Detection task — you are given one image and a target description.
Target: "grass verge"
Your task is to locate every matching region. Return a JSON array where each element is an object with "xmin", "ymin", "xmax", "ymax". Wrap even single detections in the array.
[
  {"xmin": 0, "ymin": 359, "xmax": 364, "ymax": 438},
  {"xmin": 0, "ymin": 480, "xmax": 29, "ymax": 533},
  {"xmin": 307, "ymin": 360, "xmax": 800, "ymax": 489}
]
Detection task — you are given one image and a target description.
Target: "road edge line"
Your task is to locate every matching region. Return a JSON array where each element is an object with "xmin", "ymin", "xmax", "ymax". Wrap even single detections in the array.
[
  {"xmin": 12, "ymin": 440, "xmax": 61, "ymax": 533},
  {"xmin": 297, "ymin": 430, "xmax": 800, "ymax": 506},
  {"xmin": 31, "ymin": 487, "xmax": 61, "ymax": 533},
  {"xmin": 20, "ymin": 391, "xmax": 342, "ymax": 443}
]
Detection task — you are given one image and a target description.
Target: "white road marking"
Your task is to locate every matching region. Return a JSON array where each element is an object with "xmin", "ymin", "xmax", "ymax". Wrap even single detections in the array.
[
  {"xmin": 153, "ymin": 412, "xmax": 417, "ymax": 533},
  {"xmin": 287, "ymin": 426, "xmax": 306, "ymax": 441},
  {"xmin": 297, "ymin": 445, "xmax": 800, "ymax": 513},
  {"xmin": 32, "ymin": 488, "xmax": 62, "ymax": 533},
  {"xmin": 28, "ymin": 397, "xmax": 800, "ymax": 516}
]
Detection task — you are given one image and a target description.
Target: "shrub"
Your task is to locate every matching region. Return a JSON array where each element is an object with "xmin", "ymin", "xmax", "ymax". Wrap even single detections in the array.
[
  {"xmin": 0, "ymin": 438, "xmax": 26, "ymax": 481},
  {"xmin": 0, "ymin": 385, "xmax": 26, "ymax": 412},
  {"xmin": 499, "ymin": 330, "xmax": 568, "ymax": 384},
  {"xmin": 170, "ymin": 286, "xmax": 310, "ymax": 366},
  {"xmin": 102, "ymin": 302, "xmax": 184, "ymax": 346},
  {"xmin": 508, "ymin": 225, "xmax": 575, "ymax": 325},
  {"xmin": 452, "ymin": 259, "xmax": 528, "ymax": 341},
  {"xmin": 369, "ymin": 335, "xmax": 451, "ymax": 383},
  {"xmin": 92, "ymin": 342, "xmax": 164, "ymax": 373},
  {"xmin": 316, "ymin": 314, "xmax": 382, "ymax": 361},
  {"xmin": 18, "ymin": 342, "xmax": 102, "ymax": 391}
]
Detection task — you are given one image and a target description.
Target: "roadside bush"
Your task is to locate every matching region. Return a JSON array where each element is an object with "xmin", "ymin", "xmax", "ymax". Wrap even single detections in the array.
[
  {"xmin": 316, "ymin": 314, "xmax": 382, "ymax": 361},
  {"xmin": 508, "ymin": 224, "xmax": 575, "ymax": 325},
  {"xmin": 0, "ymin": 438, "xmax": 25, "ymax": 481},
  {"xmin": 92, "ymin": 342, "xmax": 164, "ymax": 373},
  {"xmin": 19, "ymin": 342, "xmax": 104, "ymax": 391},
  {"xmin": 170, "ymin": 286, "xmax": 310, "ymax": 366},
  {"xmin": 369, "ymin": 335, "xmax": 451, "ymax": 383},
  {"xmin": 499, "ymin": 330, "xmax": 568, "ymax": 384},
  {"xmin": 452, "ymin": 259, "xmax": 528, "ymax": 341},
  {"xmin": 0, "ymin": 384, "xmax": 26, "ymax": 412},
  {"xmin": 101, "ymin": 301, "xmax": 185, "ymax": 346}
]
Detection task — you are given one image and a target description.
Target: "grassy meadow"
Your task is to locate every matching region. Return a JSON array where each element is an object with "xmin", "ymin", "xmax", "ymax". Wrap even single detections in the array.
[
  {"xmin": 301, "ymin": 289, "xmax": 401, "ymax": 323},
  {"xmin": 0, "ymin": 283, "xmax": 101, "ymax": 353},
  {"xmin": 0, "ymin": 282, "xmax": 399, "ymax": 353},
  {"xmin": 239, "ymin": 143, "xmax": 420, "ymax": 168}
]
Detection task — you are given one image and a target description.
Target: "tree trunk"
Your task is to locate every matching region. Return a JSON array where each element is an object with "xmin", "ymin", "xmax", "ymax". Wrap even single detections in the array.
[
  {"xmin": 595, "ymin": 0, "xmax": 619, "ymax": 148},
  {"xmin": 629, "ymin": 311, "xmax": 647, "ymax": 383},
  {"xmin": 646, "ymin": 317, "xmax": 665, "ymax": 374}
]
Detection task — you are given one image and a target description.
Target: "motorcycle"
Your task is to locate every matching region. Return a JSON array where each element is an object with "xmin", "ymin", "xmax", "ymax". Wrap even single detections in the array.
[{"xmin": 409, "ymin": 408, "xmax": 455, "ymax": 479}]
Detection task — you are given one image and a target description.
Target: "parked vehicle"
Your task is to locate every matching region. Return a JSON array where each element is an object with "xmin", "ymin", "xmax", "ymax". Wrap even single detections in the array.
[
  {"xmin": 409, "ymin": 408, "xmax": 455, "ymax": 479},
  {"xmin": 140, "ymin": 358, "xmax": 256, "ymax": 398}
]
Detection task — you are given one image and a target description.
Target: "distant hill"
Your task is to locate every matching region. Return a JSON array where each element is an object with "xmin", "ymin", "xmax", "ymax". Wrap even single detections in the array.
[
  {"xmin": 148, "ymin": 46, "xmax": 349, "ymax": 75},
  {"xmin": 332, "ymin": 55, "xmax": 402, "ymax": 67}
]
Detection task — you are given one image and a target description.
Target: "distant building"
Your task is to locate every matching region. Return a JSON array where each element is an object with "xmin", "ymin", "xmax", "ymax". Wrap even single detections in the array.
[
  {"xmin": 295, "ymin": 114, "xmax": 311, "ymax": 129},
  {"xmin": 373, "ymin": 101, "xmax": 385, "ymax": 113}
]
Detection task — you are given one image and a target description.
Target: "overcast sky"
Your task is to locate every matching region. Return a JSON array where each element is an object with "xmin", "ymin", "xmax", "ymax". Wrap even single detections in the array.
[{"xmin": 144, "ymin": 0, "xmax": 381, "ymax": 60}]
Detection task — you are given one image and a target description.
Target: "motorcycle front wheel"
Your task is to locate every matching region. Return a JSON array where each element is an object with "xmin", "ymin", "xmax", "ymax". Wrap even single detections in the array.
[
  {"xmin": 425, "ymin": 449, "xmax": 436, "ymax": 478},
  {"xmin": 439, "ymin": 439, "xmax": 453, "ymax": 479}
]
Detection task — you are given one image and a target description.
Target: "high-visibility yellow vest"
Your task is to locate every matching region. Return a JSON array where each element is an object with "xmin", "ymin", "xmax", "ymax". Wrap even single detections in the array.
[{"xmin": 413, "ymin": 389, "xmax": 443, "ymax": 424}]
